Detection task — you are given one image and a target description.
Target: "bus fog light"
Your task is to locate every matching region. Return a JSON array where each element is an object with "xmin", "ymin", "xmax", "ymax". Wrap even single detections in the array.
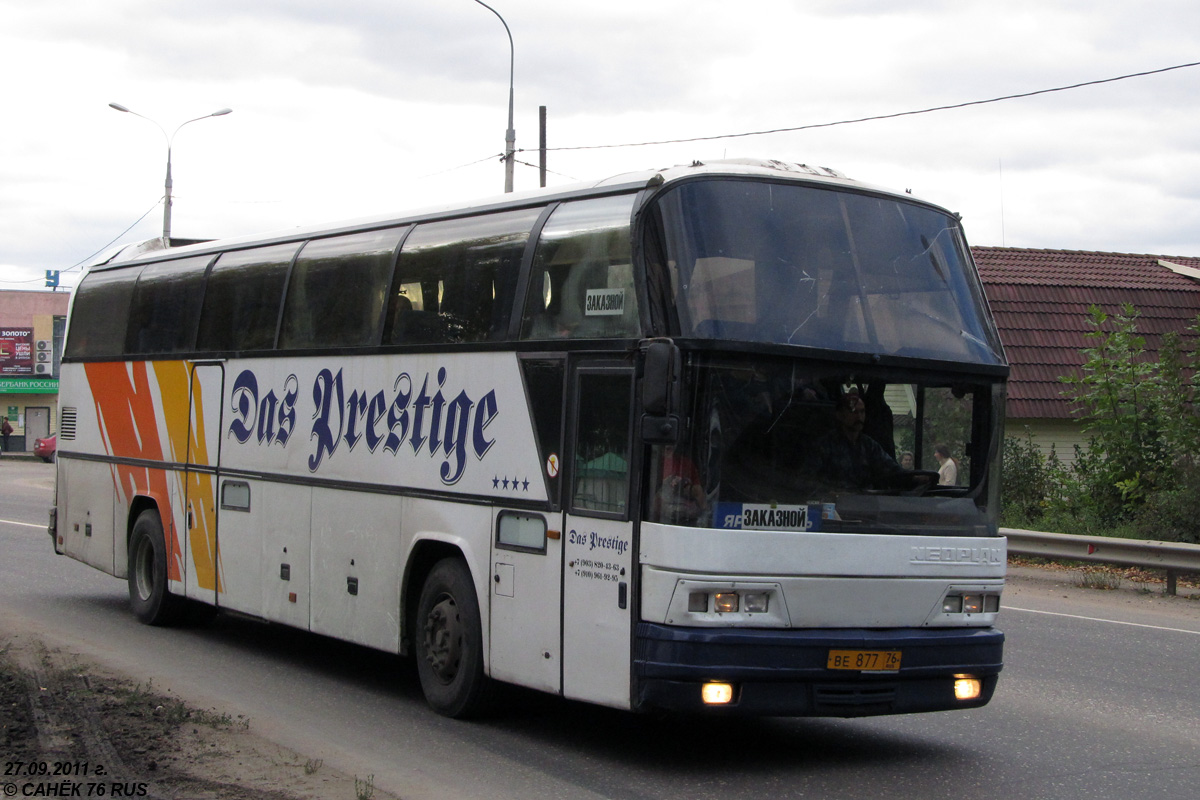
[
  {"xmin": 962, "ymin": 594, "xmax": 983, "ymax": 614},
  {"xmin": 984, "ymin": 594, "xmax": 1000, "ymax": 613},
  {"xmin": 714, "ymin": 592, "xmax": 738, "ymax": 613},
  {"xmin": 702, "ymin": 682, "xmax": 735, "ymax": 705},
  {"xmin": 954, "ymin": 674, "xmax": 982, "ymax": 701},
  {"xmin": 742, "ymin": 592, "xmax": 769, "ymax": 613},
  {"xmin": 942, "ymin": 595, "xmax": 963, "ymax": 614},
  {"xmin": 688, "ymin": 592, "xmax": 709, "ymax": 613}
]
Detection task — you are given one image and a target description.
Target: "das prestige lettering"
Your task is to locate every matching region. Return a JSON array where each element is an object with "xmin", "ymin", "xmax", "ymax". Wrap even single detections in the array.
[{"xmin": 227, "ymin": 366, "xmax": 499, "ymax": 484}]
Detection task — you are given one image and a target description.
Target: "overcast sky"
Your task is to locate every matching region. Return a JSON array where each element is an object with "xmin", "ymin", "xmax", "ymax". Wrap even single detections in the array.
[{"xmin": 3, "ymin": 0, "xmax": 1199, "ymax": 291}]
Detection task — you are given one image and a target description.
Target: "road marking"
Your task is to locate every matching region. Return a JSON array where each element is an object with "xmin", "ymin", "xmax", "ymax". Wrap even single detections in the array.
[
  {"xmin": 1006, "ymin": 605, "xmax": 1200, "ymax": 636},
  {"xmin": 0, "ymin": 519, "xmax": 47, "ymax": 530}
]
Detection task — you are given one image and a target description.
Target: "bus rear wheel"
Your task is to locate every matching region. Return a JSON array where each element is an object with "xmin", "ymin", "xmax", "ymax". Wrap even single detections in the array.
[
  {"xmin": 415, "ymin": 558, "xmax": 490, "ymax": 718},
  {"xmin": 128, "ymin": 509, "xmax": 183, "ymax": 626}
]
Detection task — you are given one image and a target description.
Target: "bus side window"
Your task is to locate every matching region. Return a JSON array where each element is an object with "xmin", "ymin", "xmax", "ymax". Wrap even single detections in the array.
[
  {"xmin": 520, "ymin": 357, "xmax": 565, "ymax": 507},
  {"xmin": 125, "ymin": 255, "xmax": 212, "ymax": 355},
  {"xmin": 196, "ymin": 243, "xmax": 299, "ymax": 352},
  {"xmin": 64, "ymin": 268, "xmax": 140, "ymax": 358},
  {"xmin": 520, "ymin": 194, "xmax": 640, "ymax": 340},
  {"xmin": 572, "ymin": 371, "xmax": 633, "ymax": 515},
  {"xmin": 384, "ymin": 208, "xmax": 539, "ymax": 346},
  {"xmin": 278, "ymin": 228, "xmax": 405, "ymax": 350}
]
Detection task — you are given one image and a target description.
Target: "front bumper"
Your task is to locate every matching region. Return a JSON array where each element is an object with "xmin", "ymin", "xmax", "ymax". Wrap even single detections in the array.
[{"xmin": 633, "ymin": 623, "xmax": 1003, "ymax": 716}]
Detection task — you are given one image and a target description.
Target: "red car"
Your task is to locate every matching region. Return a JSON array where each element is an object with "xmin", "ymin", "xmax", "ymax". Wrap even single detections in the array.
[{"xmin": 33, "ymin": 434, "xmax": 56, "ymax": 463}]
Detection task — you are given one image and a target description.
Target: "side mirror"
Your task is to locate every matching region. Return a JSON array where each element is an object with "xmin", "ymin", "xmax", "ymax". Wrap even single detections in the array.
[
  {"xmin": 641, "ymin": 339, "xmax": 680, "ymax": 415},
  {"xmin": 640, "ymin": 339, "xmax": 681, "ymax": 443}
]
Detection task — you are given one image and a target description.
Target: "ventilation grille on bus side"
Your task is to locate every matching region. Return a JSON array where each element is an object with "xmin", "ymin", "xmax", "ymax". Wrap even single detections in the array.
[{"xmin": 59, "ymin": 407, "xmax": 77, "ymax": 441}]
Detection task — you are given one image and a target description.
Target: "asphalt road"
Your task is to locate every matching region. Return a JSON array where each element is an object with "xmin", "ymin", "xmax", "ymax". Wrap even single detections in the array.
[{"xmin": 2, "ymin": 459, "xmax": 1198, "ymax": 799}]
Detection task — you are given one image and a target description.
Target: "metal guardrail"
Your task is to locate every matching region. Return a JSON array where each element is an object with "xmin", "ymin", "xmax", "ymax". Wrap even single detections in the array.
[{"xmin": 1002, "ymin": 527, "xmax": 1200, "ymax": 595}]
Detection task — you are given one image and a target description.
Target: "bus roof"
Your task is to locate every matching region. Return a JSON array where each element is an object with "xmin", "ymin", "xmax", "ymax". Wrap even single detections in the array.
[{"xmin": 90, "ymin": 159, "xmax": 931, "ymax": 270}]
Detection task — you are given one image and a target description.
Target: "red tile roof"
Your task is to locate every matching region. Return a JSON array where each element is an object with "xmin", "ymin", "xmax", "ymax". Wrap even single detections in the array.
[{"xmin": 971, "ymin": 247, "xmax": 1200, "ymax": 419}]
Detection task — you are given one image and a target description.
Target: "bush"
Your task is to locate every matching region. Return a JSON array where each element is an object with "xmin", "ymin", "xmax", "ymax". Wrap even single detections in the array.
[
  {"xmin": 1133, "ymin": 464, "xmax": 1200, "ymax": 544},
  {"xmin": 1000, "ymin": 430, "xmax": 1056, "ymax": 526}
]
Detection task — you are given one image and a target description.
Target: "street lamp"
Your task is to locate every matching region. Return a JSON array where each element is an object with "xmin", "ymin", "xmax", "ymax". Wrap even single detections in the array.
[
  {"xmin": 471, "ymin": 0, "xmax": 515, "ymax": 193},
  {"xmin": 108, "ymin": 102, "xmax": 233, "ymax": 246}
]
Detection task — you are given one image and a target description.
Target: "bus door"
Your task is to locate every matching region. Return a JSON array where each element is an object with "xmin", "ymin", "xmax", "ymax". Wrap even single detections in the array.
[
  {"xmin": 561, "ymin": 361, "xmax": 637, "ymax": 709},
  {"xmin": 183, "ymin": 362, "xmax": 224, "ymax": 607},
  {"xmin": 189, "ymin": 362, "xmax": 269, "ymax": 618},
  {"xmin": 489, "ymin": 508, "xmax": 563, "ymax": 694}
]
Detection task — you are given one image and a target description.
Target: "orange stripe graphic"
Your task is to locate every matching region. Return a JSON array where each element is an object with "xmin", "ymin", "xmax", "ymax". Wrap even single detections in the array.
[
  {"xmin": 85, "ymin": 361, "xmax": 181, "ymax": 581},
  {"xmin": 85, "ymin": 361, "xmax": 221, "ymax": 592}
]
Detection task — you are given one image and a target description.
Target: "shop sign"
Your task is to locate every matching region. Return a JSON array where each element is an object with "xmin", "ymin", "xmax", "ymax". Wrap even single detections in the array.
[{"xmin": 0, "ymin": 377, "xmax": 59, "ymax": 394}]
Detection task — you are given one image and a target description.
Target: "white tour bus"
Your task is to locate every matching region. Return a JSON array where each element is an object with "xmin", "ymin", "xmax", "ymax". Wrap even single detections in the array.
[{"xmin": 50, "ymin": 160, "xmax": 1007, "ymax": 718}]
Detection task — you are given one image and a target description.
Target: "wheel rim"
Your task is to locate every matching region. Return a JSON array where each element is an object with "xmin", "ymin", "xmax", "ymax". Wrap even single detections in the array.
[
  {"xmin": 133, "ymin": 536, "xmax": 155, "ymax": 602},
  {"xmin": 423, "ymin": 594, "xmax": 463, "ymax": 684}
]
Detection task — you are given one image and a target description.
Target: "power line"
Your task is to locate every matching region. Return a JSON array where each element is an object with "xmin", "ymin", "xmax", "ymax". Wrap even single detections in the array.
[
  {"xmin": 59, "ymin": 200, "xmax": 163, "ymax": 276},
  {"xmin": 542, "ymin": 60, "xmax": 1200, "ymax": 153},
  {"xmin": 413, "ymin": 152, "xmax": 505, "ymax": 181},
  {"xmin": 513, "ymin": 157, "xmax": 578, "ymax": 182}
]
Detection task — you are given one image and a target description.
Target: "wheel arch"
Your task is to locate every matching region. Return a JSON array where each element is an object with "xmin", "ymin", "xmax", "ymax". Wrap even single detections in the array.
[
  {"xmin": 127, "ymin": 495, "xmax": 160, "ymax": 539},
  {"xmin": 402, "ymin": 538, "xmax": 470, "ymax": 657},
  {"xmin": 116, "ymin": 495, "xmax": 161, "ymax": 580}
]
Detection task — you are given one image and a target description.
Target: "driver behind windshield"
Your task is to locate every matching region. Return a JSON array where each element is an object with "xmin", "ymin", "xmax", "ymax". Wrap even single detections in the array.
[{"xmin": 801, "ymin": 392, "xmax": 923, "ymax": 492}]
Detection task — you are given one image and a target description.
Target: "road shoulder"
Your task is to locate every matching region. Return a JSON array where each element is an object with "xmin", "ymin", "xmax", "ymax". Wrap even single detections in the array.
[{"xmin": 0, "ymin": 621, "xmax": 400, "ymax": 800}]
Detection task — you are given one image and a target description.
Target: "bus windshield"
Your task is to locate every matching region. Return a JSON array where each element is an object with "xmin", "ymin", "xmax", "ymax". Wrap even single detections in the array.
[
  {"xmin": 645, "ymin": 356, "xmax": 1003, "ymax": 536},
  {"xmin": 647, "ymin": 179, "xmax": 1005, "ymax": 366}
]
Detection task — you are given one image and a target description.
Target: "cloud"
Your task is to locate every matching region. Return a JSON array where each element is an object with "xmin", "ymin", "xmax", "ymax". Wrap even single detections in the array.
[{"xmin": 4, "ymin": 0, "xmax": 1200, "ymax": 290}]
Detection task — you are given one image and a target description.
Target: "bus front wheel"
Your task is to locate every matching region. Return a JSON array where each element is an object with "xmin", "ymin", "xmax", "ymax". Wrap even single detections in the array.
[
  {"xmin": 128, "ymin": 509, "xmax": 183, "ymax": 626},
  {"xmin": 415, "ymin": 558, "xmax": 490, "ymax": 718}
]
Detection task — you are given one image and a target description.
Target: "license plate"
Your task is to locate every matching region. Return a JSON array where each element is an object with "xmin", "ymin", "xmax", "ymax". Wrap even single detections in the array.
[{"xmin": 827, "ymin": 649, "xmax": 902, "ymax": 671}]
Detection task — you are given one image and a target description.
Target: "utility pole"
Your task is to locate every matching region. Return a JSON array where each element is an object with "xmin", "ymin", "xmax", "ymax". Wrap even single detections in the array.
[
  {"xmin": 539, "ymin": 105, "xmax": 547, "ymax": 188},
  {"xmin": 471, "ymin": 1, "xmax": 516, "ymax": 193}
]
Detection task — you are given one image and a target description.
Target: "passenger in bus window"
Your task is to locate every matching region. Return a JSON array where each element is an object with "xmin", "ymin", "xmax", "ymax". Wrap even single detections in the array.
[
  {"xmin": 523, "ymin": 268, "xmax": 573, "ymax": 338},
  {"xmin": 388, "ymin": 294, "xmax": 414, "ymax": 342},
  {"xmin": 394, "ymin": 293, "xmax": 413, "ymax": 316},
  {"xmin": 935, "ymin": 444, "xmax": 959, "ymax": 485},
  {"xmin": 653, "ymin": 444, "xmax": 707, "ymax": 525}
]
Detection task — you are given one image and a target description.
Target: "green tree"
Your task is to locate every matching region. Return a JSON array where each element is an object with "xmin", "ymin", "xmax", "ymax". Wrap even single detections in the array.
[
  {"xmin": 1152, "ymin": 319, "xmax": 1200, "ymax": 472},
  {"xmin": 1133, "ymin": 316, "xmax": 1200, "ymax": 543},
  {"xmin": 1058, "ymin": 307, "xmax": 1200, "ymax": 537},
  {"xmin": 1060, "ymin": 304, "xmax": 1165, "ymax": 523}
]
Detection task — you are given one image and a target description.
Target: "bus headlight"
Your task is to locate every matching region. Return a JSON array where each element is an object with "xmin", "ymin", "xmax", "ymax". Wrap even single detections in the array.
[
  {"xmin": 940, "ymin": 591, "xmax": 1000, "ymax": 616},
  {"xmin": 714, "ymin": 592, "xmax": 739, "ymax": 613},
  {"xmin": 671, "ymin": 580, "xmax": 788, "ymax": 627},
  {"xmin": 742, "ymin": 592, "xmax": 769, "ymax": 613},
  {"xmin": 702, "ymin": 682, "xmax": 735, "ymax": 705},
  {"xmin": 691, "ymin": 590, "xmax": 770, "ymax": 614},
  {"xmin": 954, "ymin": 674, "xmax": 982, "ymax": 701}
]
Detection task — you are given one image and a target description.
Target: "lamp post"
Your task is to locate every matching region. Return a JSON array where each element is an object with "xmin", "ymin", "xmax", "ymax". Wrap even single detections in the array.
[
  {"xmin": 108, "ymin": 102, "xmax": 233, "ymax": 246},
  {"xmin": 471, "ymin": 0, "xmax": 515, "ymax": 193}
]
